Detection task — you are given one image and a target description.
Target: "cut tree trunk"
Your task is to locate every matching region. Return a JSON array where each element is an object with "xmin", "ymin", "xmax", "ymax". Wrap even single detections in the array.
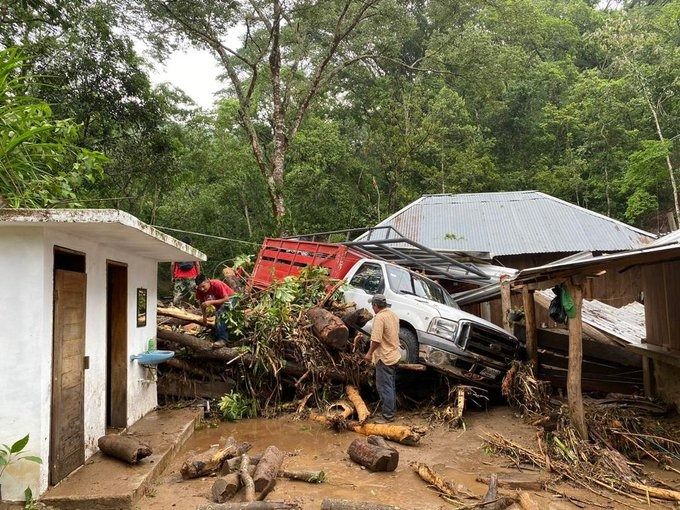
[
  {"xmin": 349, "ymin": 422, "xmax": 423, "ymax": 446},
  {"xmin": 347, "ymin": 439, "xmax": 398, "ymax": 472},
  {"xmin": 341, "ymin": 307, "xmax": 372, "ymax": 333},
  {"xmin": 197, "ymin": 503, "xmax": 299, "ymax": 510},
  {"xmin": 212, "ymin": 474, "xmax": 241, "ymax": 503},
  {"xmin": 97, "ymin": 435, "xmax": 152, "ymax": 464},
  {"xmin": 222, "ymin": 455, "xmax": 262, "ymax": 474},
  {"xmin": 164, "ymin": 357, "xmax": 213, "ymax": 378},
  {"xmin": 157, "ymin": 328, "xmax": 253, "ymax": 364},
  {"xmin": 517, "ymin": 492, "xmax": 540, "ymax": 510},
  {"xmin": 320, "ymin": 500, "xmax": 401, "ymax": 510},
  {"xmin": 252, "ymin": 446, "xmax": 284, "ymax": 492},
  {"xmin": 627, "ymin": 482, "xmax": 680, "ymax": 502},
  {"xmin": 279, "ymin": 469, "xmax": 325, "ymax": 483},
  {"xmin": 157, "ymin": 306, "xmax": 214, "ymax": 327},
  {"xmin": 327, "ymin": 400, "xmax": 355, "ymax": 420},
  {"xmin": 181, "ymin": 437, "xmax": 252, "ymax": 479},
  {"xmin": 475, "ymin": 474, "xmax": 546, "ymax": 491},
  {"xmin": 565, "ymin": 282, "xmax": 587, "ymax": 440},
  {"xmin": 366, "ymin": 435, "xmax": 396, "ymax": 453},
  {"xmin": 305, "ymin": 307, "xmax": 349, "ymax": 350},
  {"xmin": 346, "ymin": 385, "xmax": 370, "ymax": 423}
]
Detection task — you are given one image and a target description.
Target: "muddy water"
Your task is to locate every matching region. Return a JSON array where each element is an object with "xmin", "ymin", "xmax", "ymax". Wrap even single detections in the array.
[{"xmin": 139, "ymin": 408, "xmax": 675, "ymax": 510}]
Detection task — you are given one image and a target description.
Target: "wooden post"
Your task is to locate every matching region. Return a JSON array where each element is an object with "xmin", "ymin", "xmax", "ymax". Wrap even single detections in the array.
[
  {"xmin": 566, "ymin": 281, "xmax": 587, "ymax": 440},
  {"xmin": 500, "ymin": 280, "xmax": 512, "ymax": 333},
  {"xmin": 642, "ymin": 356, "xmax": 655, "ymax": 397},
  {"xmin": 522, "ymin": 286, "xmax": 537, "ymax": 366}
]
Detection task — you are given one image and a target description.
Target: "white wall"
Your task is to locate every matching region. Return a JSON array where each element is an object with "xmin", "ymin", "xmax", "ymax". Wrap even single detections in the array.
[
  {"xmin": 0, "ymin": 226, "xmax": 159, "ymax": 501},
  {"xmin": 0, "ymin": 228, "xmax": 47, "ymax": 501}
]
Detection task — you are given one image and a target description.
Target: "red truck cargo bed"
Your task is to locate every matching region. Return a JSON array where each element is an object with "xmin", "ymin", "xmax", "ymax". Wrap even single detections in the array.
[{"xmin": 250, "ymin": 238, "xmax": 365, "ymax": 288}]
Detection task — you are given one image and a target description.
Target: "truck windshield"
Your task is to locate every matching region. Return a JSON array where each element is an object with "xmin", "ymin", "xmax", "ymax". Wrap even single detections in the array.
[{"xmin": 385, "ymin": 265, "xmax": 457, "ymax": 307}]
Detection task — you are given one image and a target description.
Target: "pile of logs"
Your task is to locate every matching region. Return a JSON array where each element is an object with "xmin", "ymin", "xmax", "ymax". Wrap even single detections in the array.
[
  {"xmin": 179, "ymin": 436, "xmax": 326, "ymax": 509},
  {"xmin": 155, "ymin": 301, "xmax": 373, "ymax": 406}
]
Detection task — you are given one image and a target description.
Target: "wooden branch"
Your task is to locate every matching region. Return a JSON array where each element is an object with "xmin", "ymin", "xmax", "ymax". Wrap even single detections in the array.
[
  {"xmin": 157, "ymin": 306, "xmax": 214, "ymax": 327},
  {"xmin": 321, "ymin": 500, "xmax": 401, "ymax": 510},
  {"xmin": 345, "ymin": 385, "xmax": 370, "ymax": 423},
  {"xmin": 240, "ymin": 454, "xmax": 256, "ymax": 502},
  {"xmin": 157, "ymin": 328, "xmax": 252, "ymax": 364},
  {"xmin": 198, "ymin": 503, "xmax": 299, "ymax": 510},
  {"xmin": 181, "ymin": 437, "xmax": 252, "ymax": 479}
]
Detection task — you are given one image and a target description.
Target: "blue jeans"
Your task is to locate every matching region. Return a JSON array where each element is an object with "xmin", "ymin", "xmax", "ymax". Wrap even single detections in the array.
[
  {"xmin": 214, "ymin": 303, "xmax": 230, "ymax": 342},
  {"xmin": 375, "ymin": 361, "xmax": 397, "ymax": 420}
]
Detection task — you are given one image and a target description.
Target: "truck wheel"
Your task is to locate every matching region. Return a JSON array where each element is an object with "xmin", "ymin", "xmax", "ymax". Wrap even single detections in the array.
[{"xmin": 399, "ymin": 326, "xmax": 418, "ymax": 363}]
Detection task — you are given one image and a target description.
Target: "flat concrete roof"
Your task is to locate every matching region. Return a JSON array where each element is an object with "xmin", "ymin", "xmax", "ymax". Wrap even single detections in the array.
[{"xmin": 0, "ymin": 209, "xmax": 207, "ymax": 262}]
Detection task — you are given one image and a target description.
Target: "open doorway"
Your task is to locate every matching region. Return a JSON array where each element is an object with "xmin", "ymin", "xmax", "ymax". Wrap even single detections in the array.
[
  {"xmin": 51, "ymin": 247, "xmax": 86, "ymax": 485},
  {"xmin": 106, "ymin": 261, "xmax": 128, "ymax": 429}
]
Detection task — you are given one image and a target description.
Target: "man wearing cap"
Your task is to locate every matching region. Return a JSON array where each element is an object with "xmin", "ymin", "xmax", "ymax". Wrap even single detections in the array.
[{"xmin": 364, "ymin": 294, "xmax": 401, "ymax": 423}]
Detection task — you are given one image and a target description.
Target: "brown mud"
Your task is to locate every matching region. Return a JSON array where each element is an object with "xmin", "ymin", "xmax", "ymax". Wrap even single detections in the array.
[{"xmin": 138, "ymin": 407, "xmax": 678, "ymax": 510}]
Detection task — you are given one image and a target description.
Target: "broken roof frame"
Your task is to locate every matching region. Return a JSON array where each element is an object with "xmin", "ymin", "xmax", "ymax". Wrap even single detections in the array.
[{"xmin": 286, "ymin": 225, "xmax": 493, "ymax": 282}]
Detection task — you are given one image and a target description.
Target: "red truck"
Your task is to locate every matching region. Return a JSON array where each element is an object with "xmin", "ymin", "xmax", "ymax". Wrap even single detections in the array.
[{"xmin": 250, "ymin": 238, "xmax": 520, "ymax": 387}]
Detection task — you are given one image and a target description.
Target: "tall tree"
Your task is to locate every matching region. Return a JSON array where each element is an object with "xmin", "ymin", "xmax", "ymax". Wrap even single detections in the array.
[{"xmin": 139, "ymin": 0, "xmax": 387, "ymax": 224}]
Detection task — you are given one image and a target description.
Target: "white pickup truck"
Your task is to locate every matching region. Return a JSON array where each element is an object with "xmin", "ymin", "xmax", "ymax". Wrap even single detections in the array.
[{"xmin": 251, "ymin": 238, "xmax": 520, "ymax": 387}]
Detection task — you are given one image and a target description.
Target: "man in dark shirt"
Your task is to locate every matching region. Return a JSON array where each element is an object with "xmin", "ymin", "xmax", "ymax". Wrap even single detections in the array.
[{"xmin": 195, "ymin": 273, "xmax": 235, "ymax": 345}]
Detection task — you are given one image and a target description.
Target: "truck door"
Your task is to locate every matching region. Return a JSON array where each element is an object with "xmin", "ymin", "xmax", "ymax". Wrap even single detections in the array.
[{"xmin": 343, "ymin": 262, "xmax": 385, "ymax": 331}]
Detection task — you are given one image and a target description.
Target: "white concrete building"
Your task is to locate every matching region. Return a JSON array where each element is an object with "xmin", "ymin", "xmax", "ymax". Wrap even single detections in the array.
[{"xmin": 0, "ymin": 209, "xmax": 206, "ymax": 501}]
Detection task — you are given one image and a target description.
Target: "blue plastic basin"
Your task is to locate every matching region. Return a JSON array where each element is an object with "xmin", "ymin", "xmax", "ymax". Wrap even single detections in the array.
[{"xmin": 130, "ymin": 350, "xmax": 175, "ymax": 365}]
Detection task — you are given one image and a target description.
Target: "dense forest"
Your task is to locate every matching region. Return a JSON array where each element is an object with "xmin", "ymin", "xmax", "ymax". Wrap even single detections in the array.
[{"xmin": 1, "ymin": 0, "xmax": 678, "ymax": 270}]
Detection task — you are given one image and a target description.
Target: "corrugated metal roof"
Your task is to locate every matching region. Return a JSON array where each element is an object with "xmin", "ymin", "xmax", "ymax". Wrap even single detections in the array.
[{"xmin": 358, "ymin": 191, "xmax": 656, "ymax": 257}]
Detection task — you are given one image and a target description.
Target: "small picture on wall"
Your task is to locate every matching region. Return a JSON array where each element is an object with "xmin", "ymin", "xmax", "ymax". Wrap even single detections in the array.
[{"xmin": 137, "ymin": 288, "xmax": 147, "ymax": 327}]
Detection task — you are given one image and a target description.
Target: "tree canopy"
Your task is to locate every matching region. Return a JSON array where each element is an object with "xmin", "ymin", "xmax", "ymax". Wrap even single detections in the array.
[{"xmin": 1, "ymin": 0, "xmax": 678, "ymax": 265}]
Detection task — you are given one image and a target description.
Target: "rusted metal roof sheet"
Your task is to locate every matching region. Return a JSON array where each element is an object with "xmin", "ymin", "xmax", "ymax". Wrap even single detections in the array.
[{"xmin": 358, "ymin": 191, "xmax": 656, "ymax": 257}]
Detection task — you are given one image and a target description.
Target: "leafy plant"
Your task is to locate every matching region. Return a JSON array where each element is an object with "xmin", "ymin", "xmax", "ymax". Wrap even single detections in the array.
[
  {"xmin": 0, "ymin": 434, "xmax": 42, "ymax": 505},
  {"xmin": 218, "ymin": 391, "xmax": 256, "ymax": 421}
]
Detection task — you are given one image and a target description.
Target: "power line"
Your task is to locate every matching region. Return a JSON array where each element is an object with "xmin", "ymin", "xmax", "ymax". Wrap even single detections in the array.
[{"xmin": 152, "ymin": 225, "xmax": 261, "ymax": 246}]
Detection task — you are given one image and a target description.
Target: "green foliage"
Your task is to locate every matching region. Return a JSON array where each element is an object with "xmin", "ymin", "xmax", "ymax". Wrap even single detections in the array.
[
  {"xmin": 0, "ymin": 434, "xmax": 42, "ymax": 503},
  {"xmin": 218, "ymin": 391, "xmax": 256, "ymax": 421},
  {"xmin": 0, "ymin": 48, "xmax": 106, "ymax": 207}
]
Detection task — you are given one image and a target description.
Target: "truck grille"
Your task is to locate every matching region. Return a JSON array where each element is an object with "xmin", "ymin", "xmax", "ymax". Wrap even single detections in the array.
[{"xmin": 462, "ymin": 323, "xmax": 517, "ymax": 364}]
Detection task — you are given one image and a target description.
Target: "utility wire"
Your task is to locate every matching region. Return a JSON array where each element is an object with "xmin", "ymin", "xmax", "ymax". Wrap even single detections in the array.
[{"xmin": 151, "ymin": 225, "xmax": 261, "ymax": 246}]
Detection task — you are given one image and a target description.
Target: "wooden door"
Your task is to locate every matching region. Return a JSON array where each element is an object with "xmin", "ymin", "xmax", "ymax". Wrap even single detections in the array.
[
  {"xmin": 107, "ymin": 262, "xmax": 128, "ymax": 428},
  {"xmin": 50, "ymin": 269, "xmax": 86, "ymax": 485}
]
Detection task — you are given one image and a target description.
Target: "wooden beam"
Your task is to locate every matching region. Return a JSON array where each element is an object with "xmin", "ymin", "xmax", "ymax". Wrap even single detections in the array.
[
  {"xmin": 566, "ymin": 282, "xmax": 587, "ymax": 440},
  {"xmin": 522, "ymin": 286, "xmax": 537, "ymax": 366},
  {"xmin": 642, "ymin": 356, "xmax": 654, "ymax": 397},
  {"xmin": 500, "ymin": 281, "xmax": 512, "ymax": 333}
]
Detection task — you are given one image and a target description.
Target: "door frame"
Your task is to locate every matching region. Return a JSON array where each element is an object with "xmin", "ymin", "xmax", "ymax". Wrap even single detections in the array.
[{"xmin": 106, "ymin": 260, "xmax": 128, "ymax": 428}]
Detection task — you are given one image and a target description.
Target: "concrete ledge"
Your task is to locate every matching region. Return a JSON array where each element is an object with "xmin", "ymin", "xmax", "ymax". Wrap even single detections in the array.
[{"xmin": 41, "ymin": 407, "xmax": 202, "ymax": 510}]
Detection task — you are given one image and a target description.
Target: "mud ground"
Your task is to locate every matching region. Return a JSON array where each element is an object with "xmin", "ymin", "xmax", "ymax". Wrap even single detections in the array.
[{"xmin": 138, "ymin": 407, "xmax": 678, "ymax": 510}]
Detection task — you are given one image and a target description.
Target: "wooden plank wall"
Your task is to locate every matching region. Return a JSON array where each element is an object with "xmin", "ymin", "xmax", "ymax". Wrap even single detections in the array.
[{"xmin": 643, "ymin": 261, "xmax": 680, "ymax": 351}]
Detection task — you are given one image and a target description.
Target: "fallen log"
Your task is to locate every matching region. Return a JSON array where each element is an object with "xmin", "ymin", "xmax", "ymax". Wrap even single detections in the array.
[
  {"xmin": 346, "ymin": 385, "xmax": 370, "ymax": 423},
  {"xmin": 256, "ymin": 478, "xmax": 276, "ymax": 502},
  {"xmin": 240, "ymin": 454, "xmax": 255, "ymax": 502},
  {"xmin": 366, "ymin": 435, "xmax": 397, "ymax": 453},
  {"xmin": 164, "ymin": 357, "xmax": 213, "ymax": 378},
  {"xmin": 212, "ymin": 473, "xmax": 241, "ymax": 503},
  {"xmin": 181, "ymin": 437, "xmax": 252, "ymax": 479},
  {"xmin": 328, "ymin": 400, "xmax": 355, "ymax": 420},
  {"xmin": 347, "ymin": 439, "xmax": 398, "ymax": 472},
  {"xmin": 341, "ymin": 307, "xmax": 372, "ymax": 333},
  {"xmin": 197, "ymin": 503, "xmax": 299, "ymax": 510},
  {"xmin": 279, "ymin": 469, "xmax": 325, "ymax": 483},
  {"xmin": 157, "ymin": 374, "xmax": 234, "ymax": 399},
  {"xmin": 157, "ymin": 328, "xmax": 253, "ymax": 364},
  {"xmin": 398, "ymin": 363, "xmax": 427, "ymax": 372},
  {"xmin": 306, "ymin": 307, "xmax": 349, "ymax": 350},
  {"xmin": 320, "ymin": 500, "xmax": 401, "ymax": 510},
  {"xmin": 349, "ymin": 422, "xmax": 423, "ymax": 446},
  {"xmin": 627, "ymin": 482, "xmax": 680, "ymax": 502},
  {"xmin": 97, "ymin": 435, "xmax": 152, "ymax": 464},
  {"xmin": 410, "ymin": 462, "xmax": 474, "ymax": 499},
  {"xmin": 253, "ymin": 446, "xmax": 284, "ymax": 492},
  {"xmin": 158, "ymin": 306, "xmax": 214, "ymax": 327}
]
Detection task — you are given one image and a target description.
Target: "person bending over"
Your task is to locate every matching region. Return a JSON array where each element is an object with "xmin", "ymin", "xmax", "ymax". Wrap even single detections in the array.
[{"xmin": 195, "ymin": 273, "xmax": 235, "ymax": 346}]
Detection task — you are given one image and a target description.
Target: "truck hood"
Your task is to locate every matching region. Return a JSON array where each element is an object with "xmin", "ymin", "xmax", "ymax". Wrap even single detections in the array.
[{"xmin": 415, "ymin": 297, "xmax": 512, "ymax": 338}]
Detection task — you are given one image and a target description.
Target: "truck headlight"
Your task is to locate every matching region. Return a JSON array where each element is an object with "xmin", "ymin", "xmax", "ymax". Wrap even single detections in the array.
[{"xmin": 427, "ymin": 317, "xmax": 459, "ymax": 340}]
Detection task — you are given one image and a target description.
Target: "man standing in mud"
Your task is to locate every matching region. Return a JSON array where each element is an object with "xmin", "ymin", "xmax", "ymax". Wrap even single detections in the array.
[{"xmin": 364, "ymin": 294, "xmax": 401, "ymax": 423}]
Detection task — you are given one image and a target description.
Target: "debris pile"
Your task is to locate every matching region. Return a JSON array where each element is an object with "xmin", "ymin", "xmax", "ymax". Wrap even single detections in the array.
[
  {"xmin": 156, "ymin": 267, "xmax": 373, "ymax": 415},
  {"xmin": 489, "ymin": 361, "xmax": 680, "ymax": 505}
]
